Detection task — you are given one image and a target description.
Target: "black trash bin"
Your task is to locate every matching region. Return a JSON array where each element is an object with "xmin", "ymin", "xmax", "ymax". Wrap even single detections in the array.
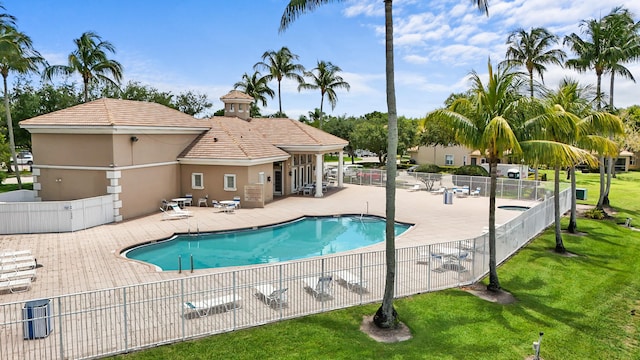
[{"xmin": 23, "ymin": 299, "xmax": 52, "ymax": 340}]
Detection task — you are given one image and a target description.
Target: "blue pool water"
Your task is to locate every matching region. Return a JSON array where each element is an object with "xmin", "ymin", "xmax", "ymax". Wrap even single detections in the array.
[{"xmin": 123, "ymin": 215, "xmax": 412, "ymax": 271}]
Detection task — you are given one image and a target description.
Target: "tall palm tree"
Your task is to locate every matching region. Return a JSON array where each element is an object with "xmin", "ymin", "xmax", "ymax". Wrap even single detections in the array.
[
  {"xmin": 502, "ymin": 27, "xmax": 566, "ymax": 98},
  {"xmin": 281, "ymin": 0, "xmax": 488, "ymax": 328},
  {"xmin": 253, "ymin": 47, "xmax": 304, "ymax": 115},
  {"xmin": 0, "ymin": 27, "xmax": 46, "ymax": 189},
  {"xmin": 600, "ymin": 7, "xmax": 640, "ymax": 206},
  {"xmin": 432, "ymin": 61, "xmax": 523, "ymax": 291},
  {"xmin": 233, "ymin": 71, "xmax": 275, "ymax": 109},
  {"xmin": 44, "ymin": 31, "xmax": 123, "ymax": 102},
  {"xmin": 298, "ymin": 60, "xmax": 350, "ymax": 128}
]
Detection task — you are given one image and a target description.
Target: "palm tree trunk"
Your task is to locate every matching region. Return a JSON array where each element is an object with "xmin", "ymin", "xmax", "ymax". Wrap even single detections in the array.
[
  {"xmin": 596, "ymin": 156, "xmax": 605, "ymax": 210},
  {"xmin": 487, "ymin": 158, "xmax": 500, "ymax": 292},
  {"xmin": 529, "ymin": 71, "xmax": 534, "ymax": 98},
  {"xmin": 278, "ymin": 80, "xmax": 282, "ymax": 114},
  {"xmin": 554, "ymin": 166, "xmax": 565, "ymax": 253},
  {"xmin": 319, "ymin": 95, "xmax": 324, "ymax": 129},
  {"xmin": 374, "ymin": 0, "xmax": 399, "ymax": 329},
  {"xmin": 568, "ymin": 165, "xmax": 577, "ymax": 233},
  {"xmin": 602, "ymin": 156, "xmax": 613, "ymax": 206},
  {"xmin": 83, "ymin": 78, "xmax": 89, "ymax": 103},
  {"xmin": 3, "ymin": 74, "xmax": 21, "ymax": 189}
]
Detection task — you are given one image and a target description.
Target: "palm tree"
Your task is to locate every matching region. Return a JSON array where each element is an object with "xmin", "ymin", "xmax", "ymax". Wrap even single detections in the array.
[
  {"xmin": 44, "ymin": 31, "xmax": 123, "ymax": 102},
  {"xmin": 0, "ymin": 27, "xmax": 46, "ymax": 189},
  {"xmin": 600, "ymin": 7, "xmax": 640, "ymax": 206},
  {"xmin": 431, "ymin": 61, "xmax": 523, "ymax": 291},
  {"xmin": 253, "ymin": 47, "xmax": 304, "ymax": 115},
  {"xmin": 298, "ymin": 60, "xmax": 350, "ymax": 128},
  {"xmin": 281, "ymin": 0, "xmax": 488, "ymax": 328},
  {"xmin": 502, "ymin": 27, "xmax": 566, "ymax": 97},
  {"xmin": 233, "ymin": 71, "xmax": 275, "ymax": 110}
]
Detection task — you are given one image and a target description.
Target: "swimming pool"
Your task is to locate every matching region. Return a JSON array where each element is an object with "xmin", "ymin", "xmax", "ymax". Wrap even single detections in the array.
[{"xmin": 122, "ymin": 215, "xmax": 412, "ymax": 271}]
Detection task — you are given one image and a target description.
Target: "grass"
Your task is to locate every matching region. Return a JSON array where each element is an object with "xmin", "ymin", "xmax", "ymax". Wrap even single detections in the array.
[{"xmin": 114, "ymin": 170, "xmax": 640, "ymax": 359}]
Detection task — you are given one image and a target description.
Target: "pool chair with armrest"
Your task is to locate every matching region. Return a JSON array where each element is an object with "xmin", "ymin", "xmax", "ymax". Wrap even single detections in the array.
[
  {"xmin": 233, "ymin": 196, "xmax": 241, "ymax": 209},
  {"xmin": 0, "ymin": 278, "xmax": 32, "ymax": 293},
  {"xmin": 182, "ymin": 294, "xmax": 241, "ymax": 317},
  {"xmin": 470, "ymin": 187, "xmax": 481, "ymax": 196},
  {"xmin": 0, "ymin": 249, "xmax": 31, "ymax": 258},
  {"xmin": 184, "ymin": 193, "xmax": 193, "ymax": 206},
  {"xmin": 0, "ymin": 259, "xmax": 36, "ymax": 272},
  {"xmin": 334, "ymin": 270, "xmax": 368, "ymax": 293},
  {"xmin": 198, "ymin": 195, "xmax": 209, "ymax": 207},
  {"xmin": 0, "ymin": 268, "xmax": 37, "ymax": 282},
  {"xmin": 160, "ymin": 206, "xmax": 190, "ymax": 220},
  {"xmin": 255, "ymin": 284, "xmax": 288, "ymax": 307},
  {"xmin": 0, "ymin": 254, "xmax": 34, "ymax": 263},
  {"xmin": 431, "ymin": 187, "xmax": 446, "ymax": 195},
  {"xmin": 302, "ymin": 275, "xmax": 333, "ymax": 300}
]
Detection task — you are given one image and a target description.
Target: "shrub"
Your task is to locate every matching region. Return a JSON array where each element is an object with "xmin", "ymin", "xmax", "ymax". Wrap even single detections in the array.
[
  {"xmin": 584, "ymin": 208, "xmax": 605, "ymax": 220},
  {"xmin": 454, "ymin": 165, "xmax": 489, "ymax": 177},
  {"xmin": 415, "ymin": 164, "xmax": 441, "ymax": 173}
]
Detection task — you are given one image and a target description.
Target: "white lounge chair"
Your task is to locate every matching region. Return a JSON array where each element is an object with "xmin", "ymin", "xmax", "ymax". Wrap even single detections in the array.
[
  {"xmin": 302, "ymin": 275, "xmax": 333, "ymax": 300},
  {"xmin": 0, "ymin": 255, "xmax": 34, "ymax": 264},
  {"xmin": 0, "ymin": 259, "xmax": 36, "ymax": 273},
  {"xmin": 0, "ymin": 269, "xmax": 36, "ymax": 281},
  {"xmin": 182, "ymin": 295, "xmax": 241, "ymax": 317},
  {"xmin": 160, "ymin": 207, "xmax": 189, "ymax": 220},
  {"xmin": 0, "ymin": 249, "xmax": 31, "ymax": 258},
  {"xmin": 431, "ymin": 187, "xmax": 446, "ymax": 195},
  {"xmin": 255, "ymin": 284, "xmax": 288, "ymax": 307},
  {"xmin": 334, "ymin": 270, "xmax": 368, "ymax": 293},
  {"xmin": 0, "ymin": 278, "xmax": 32, "ymax": 293},
  {"xmin": 470, "ymin": 187, "xmax": 481, "ymax": 196},
  {"xmin": 409, "ymin": 183, "xmax": 421, "ymax": 191}
]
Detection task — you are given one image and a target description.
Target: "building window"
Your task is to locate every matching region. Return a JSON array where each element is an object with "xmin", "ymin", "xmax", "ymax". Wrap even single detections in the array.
[
  {"xmin": 445, "ymin": 154, "xmax": 454, "ymax": 166},
  {"xmin": 258, "ymin": 172, "xmax": 265, "ymax": 184},
  {"xmin": 230, "ymin": 104, "xmax": 235, "ymax": 111},
  {"xmin": 224, "ymin": 174, "xmax": 236, "ymax": 191},
  {"xmin": 191, "ymin": 173, "xmax": 204, "ymax": 189},
  {"xmin": 238, "ymin": 104, "xmax": 243, "ymax": 112}
]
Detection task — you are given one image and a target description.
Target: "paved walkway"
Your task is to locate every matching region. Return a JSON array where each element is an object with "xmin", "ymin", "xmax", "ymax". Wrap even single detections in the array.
[{"xmin": 0, "ymin": 184, "xmax": 535, "ymax": 304}]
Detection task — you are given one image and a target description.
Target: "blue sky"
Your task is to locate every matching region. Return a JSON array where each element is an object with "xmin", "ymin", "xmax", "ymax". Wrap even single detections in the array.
[{"xmin": 6, "ymin": 0, "xmax": 640, "ymax": 119}]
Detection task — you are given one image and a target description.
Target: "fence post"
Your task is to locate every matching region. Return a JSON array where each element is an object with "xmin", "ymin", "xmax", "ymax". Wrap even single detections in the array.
[
  {"xmin": 181, "ymin": 278, "xmax": 185, "ymax": 340},
  {"xmin": 123, "ymin": 287, "xmax": 128, "ymax": 352},
  {"xmin": 233, "ymin": 271, "xmax": 237, "ymax": 329},
  {"xmin": 359, "ymin": 253, "xmax": 364, "ymax": 304},
  {"xmin": 57, "ymin": 297, "xmax": 64, "ymax": 359}
]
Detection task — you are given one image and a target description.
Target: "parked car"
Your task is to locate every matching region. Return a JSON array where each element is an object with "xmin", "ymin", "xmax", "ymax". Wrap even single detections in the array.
[{"xmin": 10, "ymin": 151, "xmax": 33, "ymax": 165}]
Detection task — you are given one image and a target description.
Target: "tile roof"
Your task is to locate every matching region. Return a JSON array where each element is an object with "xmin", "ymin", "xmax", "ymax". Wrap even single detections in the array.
[
  {"xmin": 248, "ymin": 118, "xmax": 348, "ymax": 147},
  {"xmin": 180, "ymin": 117, "xmax": 289, "ymax": 160},
  {"xmin": 219, "ymin": 90, "xmax": 254, "ymax": 102},
  {"xmin": 19, "ymin": 98, "xmax": 207, "ymax": 128}
]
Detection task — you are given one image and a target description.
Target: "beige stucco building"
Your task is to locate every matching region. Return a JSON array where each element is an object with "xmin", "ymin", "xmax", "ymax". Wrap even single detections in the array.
[
  {"xmin": 20, "ymin": 91, "xmax": 348, "ymax": 221},
  {"xmin": 408, "ymin": 145, "xmax": 484, "ymax": 167}
]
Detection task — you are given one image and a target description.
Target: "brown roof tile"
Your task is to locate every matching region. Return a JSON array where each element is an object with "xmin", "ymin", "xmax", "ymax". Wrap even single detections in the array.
[
  {"xmin": 248, "ymin": 118, "xmax": 348, "ymax": 147},
  {"xmin": 19, "ymin": 98, "xmax": 207, "ymax": 128},
  {"xmin": 180, "ymin": 117, "xmax": 289, "ymax": 160}
]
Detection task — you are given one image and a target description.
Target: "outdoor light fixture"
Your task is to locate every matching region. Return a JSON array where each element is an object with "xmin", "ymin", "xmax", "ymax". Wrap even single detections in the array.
[
  {"xmin": 288, "ymin": 171, "xmax": 292, "ymax": 176},
  {"xmin": 267, "ymin": 176, "xmax": 271, "ymax": 182},
  {"xmin": 130, "ymin": 136, "xmax": 139, "ymax": 142}
]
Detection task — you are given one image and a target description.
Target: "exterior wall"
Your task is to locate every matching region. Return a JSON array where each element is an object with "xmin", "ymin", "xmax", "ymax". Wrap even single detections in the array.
[
  {"xmin": 630, "ymin": 152, "xmax": 639, "ymax": 170},
  {"xmin": 114, "ymin": 134, "xmax": 199, "ymax": 166},
  {"xmin": 119, "ymin": 164, "xmax": 180, "ymax": 219},
  {"xmin": 32, "ymin": 133, "xmax": 114, "ymax": 166},
  {"xmin": 410, "ymin": 145, "xmax": 475, "ymax": 167},
  {"xmin": 37, "ymin": 168, "xmax": 108, "ymax": 201},
  {"xmin": 180, "ymin": 165, "xmax": 250, "ymax": 207}
]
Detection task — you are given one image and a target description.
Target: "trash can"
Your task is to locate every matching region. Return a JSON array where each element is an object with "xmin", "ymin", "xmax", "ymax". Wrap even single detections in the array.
[
  {"xmin": 23, "ymin": 299, "xmax": 52, "ymax": 340},
  {"xmin": 576, "ymin": 188, "xmax": 587, "ymax": 200},
  {"xmin": 443, "ymin": 191, "xmax": 453, "ymax": 205}
]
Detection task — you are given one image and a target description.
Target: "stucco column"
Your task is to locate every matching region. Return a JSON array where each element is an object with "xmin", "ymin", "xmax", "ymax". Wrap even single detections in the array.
[
  {"xmin": 315, "ymin": 153, "xmax": 323, "ymax": 197},
  {"xmin": 338, "ymin": 150, "xmax": 344, "ymax": 187}
]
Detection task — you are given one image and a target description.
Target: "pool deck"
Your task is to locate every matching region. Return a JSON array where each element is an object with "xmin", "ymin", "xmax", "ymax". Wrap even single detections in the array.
[{"xmin": 0, "ymin": 184, "xmax": 536, "ymax": 303}]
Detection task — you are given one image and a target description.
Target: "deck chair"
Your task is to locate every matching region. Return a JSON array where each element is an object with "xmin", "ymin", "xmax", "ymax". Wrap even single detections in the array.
[
  {"xmin": 0, "ymin": 259, "xmax": 36, "ymax": 272},
  {"xmin": 430, "ymin": 187, "xmax": 446, "ymax": 195},
  {"xmin": 160, "ymin": 207, "xmax": 190, "ymax": 220},
  {"xmin": 182, "ymin": 295, "xmax": 241, "ymax": 317},
  {"xmin": 198, "ymin": 195, "xmax": 209, "ymax": 207},
  {"xmin": 0, "ymin": 249, "xmax": 31, "ymax": 258},
  {"xmin": 233, "ymin": 196, "xmax": 241, "ymax": 209},
  {"xmin": 255, "ymin": 284, "xmax": 288, "ymax": 307},
  {"xmin": 0, "ymin": 268, "xmax": 37, "ymax": 282},
  {"xmin": 334, "ymin": 270, "xmax": 368, "ymax": 293},
  {"xmin": 302, "ymin": 275, "xmax": 333, "ymax": 300},
  {"xmin": 470, "ymin": 187, "xmax": 481, "ymax": 196},
  {"xmin": 184, "ymin": 194, "xmax": 193, "ymax": 206},
  {"xmin": 0, "ymin": 278, "xmax": 32, "ymax": 293},
  {"xmin": 409, "ymin": 183, "xmax": 421, "ymax": 191},
  {"xmin": 0, "ymin": 255, "xmax": 34, "ymax": 263}
]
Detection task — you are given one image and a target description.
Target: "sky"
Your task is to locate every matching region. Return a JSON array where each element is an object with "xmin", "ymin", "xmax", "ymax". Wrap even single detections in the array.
[{"xmin": 5, "ymin": 0, "xmax": 640, "ymax": 119}]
